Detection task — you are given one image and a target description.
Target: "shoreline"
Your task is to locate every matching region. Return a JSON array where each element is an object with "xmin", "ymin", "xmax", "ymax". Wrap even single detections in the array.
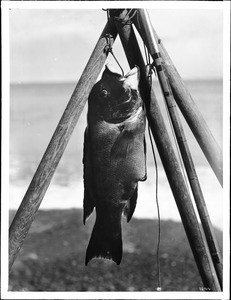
[{"xmin": 9, "ymin": 165, "xmax": 223, "ymax": 231}]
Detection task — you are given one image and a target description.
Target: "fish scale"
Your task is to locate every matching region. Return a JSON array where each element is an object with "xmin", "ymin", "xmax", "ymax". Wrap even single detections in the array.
[{"xmin": 83, "ymin": 64, "xmax": 146, "ymax": 265}]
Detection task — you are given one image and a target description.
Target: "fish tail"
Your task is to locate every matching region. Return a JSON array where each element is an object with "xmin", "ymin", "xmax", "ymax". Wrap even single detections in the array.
[{"xmin": 85, "ymin": 212, "xmax": 122, "ymax": 266}]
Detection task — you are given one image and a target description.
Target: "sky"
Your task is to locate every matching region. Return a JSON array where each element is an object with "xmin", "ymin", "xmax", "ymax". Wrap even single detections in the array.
[{"xmin": 9, "ymin": 8, "xmax": 223, "ymax": 83}]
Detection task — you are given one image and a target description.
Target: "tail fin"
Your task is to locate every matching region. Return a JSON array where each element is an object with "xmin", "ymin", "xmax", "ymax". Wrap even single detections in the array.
[{"xmin": 85, "ymin": 215, "xmax": 122, "ymax": 265}]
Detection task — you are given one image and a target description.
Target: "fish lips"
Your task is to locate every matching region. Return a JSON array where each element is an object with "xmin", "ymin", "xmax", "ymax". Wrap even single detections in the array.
[{"xmin": 123, "ymin": 66, "xmax": 140, "ymax": 91}]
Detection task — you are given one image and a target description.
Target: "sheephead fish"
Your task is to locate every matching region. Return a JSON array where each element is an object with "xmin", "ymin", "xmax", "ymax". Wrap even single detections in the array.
[{"xmin": 83, "ymin": 64, "xmax": 146, "ymax": 265}]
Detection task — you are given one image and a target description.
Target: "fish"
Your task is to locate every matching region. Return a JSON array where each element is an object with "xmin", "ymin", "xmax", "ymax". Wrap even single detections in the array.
[{"xmin": 83, "ymin": 63, "xmax": 146, "ymax": 265}]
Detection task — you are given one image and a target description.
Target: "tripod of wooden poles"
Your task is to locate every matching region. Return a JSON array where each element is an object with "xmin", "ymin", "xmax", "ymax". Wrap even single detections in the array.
[{"xmin": 9, "ymin": 9, "xmax": 223, "ymax": 291}]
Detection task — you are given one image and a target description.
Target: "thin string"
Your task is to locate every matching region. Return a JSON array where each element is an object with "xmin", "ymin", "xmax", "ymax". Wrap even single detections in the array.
[
  {"xmin": 144, "ymin": 43, "xmax": 162, "ymax": 291},
  {"xmin": 110, "ymin": 51, "xmax": 124, "ymax": 77},
  {"xmin": 104, "ymin": 34, "xmax": 124, "ymax": 77},
  {"xmin": 148, "ymin": 126, "xmax": 162, "ymax": 291}
]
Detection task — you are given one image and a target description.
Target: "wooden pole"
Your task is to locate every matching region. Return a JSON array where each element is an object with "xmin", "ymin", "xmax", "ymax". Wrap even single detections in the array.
[
  {"xmin": 9, "ymin": 19, "xmax": 117, "ymax": 271},
  {"xmin": 133, "ymin": 9, "xmax": 223, "ymax": 288},
  {"xmin": 111, "ymin": 9, "xmax": 221, "ymax": 291},
  {"xmin": 137, "ymin": 14, "xmax": 223, "ymax": 186}
]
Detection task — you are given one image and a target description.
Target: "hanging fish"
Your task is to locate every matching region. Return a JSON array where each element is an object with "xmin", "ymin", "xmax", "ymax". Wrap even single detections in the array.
[{"xmin": 83, "ymin": 64, "xmax": 146, "ymax": 265}]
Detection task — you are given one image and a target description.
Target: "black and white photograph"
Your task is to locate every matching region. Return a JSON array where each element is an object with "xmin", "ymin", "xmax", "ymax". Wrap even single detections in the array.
[{"xmin": 1, "ymin": 0, "xmax": 230, "ymax": 299}]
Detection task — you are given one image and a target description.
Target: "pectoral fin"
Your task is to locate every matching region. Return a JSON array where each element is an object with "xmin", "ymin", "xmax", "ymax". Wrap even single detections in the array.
[
  {"xmin": 111, "ymin": 129, "xmax": 135, "ymax": 159},
  {"xmin": 111, "ymin": 109, "xmax": 145, "ymax": 160}
]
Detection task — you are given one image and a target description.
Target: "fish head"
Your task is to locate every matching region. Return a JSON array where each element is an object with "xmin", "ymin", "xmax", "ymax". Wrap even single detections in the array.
[{"xmin": 89, "ymin": 64, "xmax": 142, "ymax": 123}]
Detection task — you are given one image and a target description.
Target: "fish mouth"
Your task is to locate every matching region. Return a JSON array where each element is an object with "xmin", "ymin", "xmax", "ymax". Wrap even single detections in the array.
[
  {"xmin": 105, "ymin": 64, "xmax": 139, "ymax": 81},
  {"xmin": 116, "ymin": 95, "xmax": 132, "ymax": 106},
  {"xmin": 124, "ymin": 66, "xmax": 139, "ymax": 78},
  {"xmin": 122, "ymin": 66, "xmax": 140, "ymax": 90}
]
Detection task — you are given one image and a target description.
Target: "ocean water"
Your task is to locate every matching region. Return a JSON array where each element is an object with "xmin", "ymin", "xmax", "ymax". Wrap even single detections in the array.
[{"xmin": 9, "ymin": 79, "xmax": 223, "ymax": 230}]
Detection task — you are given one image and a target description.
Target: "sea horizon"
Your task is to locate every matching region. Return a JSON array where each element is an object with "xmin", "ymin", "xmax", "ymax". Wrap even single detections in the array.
[{"xmin": 10, "ymin": 77, "xmax": 223, "ymax": 87}]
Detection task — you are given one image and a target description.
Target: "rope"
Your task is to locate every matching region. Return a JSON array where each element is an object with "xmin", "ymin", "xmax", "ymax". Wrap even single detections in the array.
[
  {"xmin": 103, "ymin": 9, "xmax": 138, "ymax": 26},
  {"xmin": 113, "ymin": 9, "xmax": 138, "ymax": 25}
]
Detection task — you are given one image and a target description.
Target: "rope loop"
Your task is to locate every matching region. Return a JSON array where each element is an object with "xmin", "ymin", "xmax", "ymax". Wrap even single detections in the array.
[
  {"xmin": 104, "ymin": 33, "xmax": 124, "ymax": 77},
  {"xmin": 104, "ymin": 34, "xmax": 113, "ymax": 54}
]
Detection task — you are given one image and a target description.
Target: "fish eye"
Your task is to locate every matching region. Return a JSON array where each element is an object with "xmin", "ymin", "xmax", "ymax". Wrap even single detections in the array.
[{"xmin": 100, "ymin": 89, "xmax": 109, "ymax": 97}]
